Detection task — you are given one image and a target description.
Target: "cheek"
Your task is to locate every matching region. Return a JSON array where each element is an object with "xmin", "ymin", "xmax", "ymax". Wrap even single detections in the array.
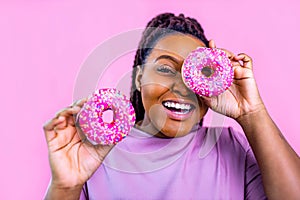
[
  {"xmin": 140, "ymin": 84, "xmax": 168, "ymax": 109},
  {"xmin": 148, "ymin": 104, "xmax": 168, "ymax": 130}
]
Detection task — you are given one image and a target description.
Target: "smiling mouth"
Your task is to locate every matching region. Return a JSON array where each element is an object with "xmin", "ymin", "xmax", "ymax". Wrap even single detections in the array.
[{"xmin": 162, "ymin": 100, "xmax": 195, "ymax": 114}]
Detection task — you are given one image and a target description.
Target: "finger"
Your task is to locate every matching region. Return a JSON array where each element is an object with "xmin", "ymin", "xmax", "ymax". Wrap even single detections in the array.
[
  {"xmin": 233, "ymin": 66, "xmax": 252, "ymax": 80},
  {"xmin": 55, "ymin": 116, "xmax": 68, "ymax": 130},
  {"xmin": 75, "ymin": 125, "xmax": 87, "ymax": 141},
  {"xmin": 67, "ymin": 114, "xmax": 77, "ymax": 127},
  {"xmin": 54, "ymin": 106, "xmax": 82, "ymax": 129},
  {"xmin": 208, "ymin": 39, "xmax": 216, "ymax": 48},
  {"xmin": 219, "ymin": 48, "xmax": 235, "ymax": 59},
  {"xmin": 233, "ymin": 53, "xmax": 253, "ymax": 70},
  {"xmin": 43, "ymin": 116, "xmax": 65, "ymax": 142},
  {"xmin": 231, "ymin": 60, "xmax": 242, "ymax": 69},
  {"xmin": 71, "ymin": 98, "xmax": 88, "ymax": 107},
  {"xmin": 55, "ymin": 106, "xmax": 81, "ymax": 118},
  {"xmin": 199, "ymin": 96, "xmax": 214, "ymax": 108},
  {"xmin": 46, "ymin": 126, "xmax": 80, "ymax": 152},
  {"xmin": 92, "ymin": 144, "xmax": 116, "ymax": 162},
  {"xmin": 43, "ymin": 116, "xmax": 65, "ymax": 132}
]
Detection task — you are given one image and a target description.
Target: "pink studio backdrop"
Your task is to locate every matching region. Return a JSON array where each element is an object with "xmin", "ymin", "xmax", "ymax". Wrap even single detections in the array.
[{"xmin": 1, "ymin": 0, "xmax": 299, "ymax": 199}]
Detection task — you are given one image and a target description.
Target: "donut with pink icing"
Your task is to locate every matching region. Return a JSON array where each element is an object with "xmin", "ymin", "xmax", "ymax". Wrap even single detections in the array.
[
  {"xmin": 77, "ymin": 88, "xmax": 136, "ymax": 145},
  {"xmin": 182, "ymin": 47, "xmax": 234, "ymax": 97}
]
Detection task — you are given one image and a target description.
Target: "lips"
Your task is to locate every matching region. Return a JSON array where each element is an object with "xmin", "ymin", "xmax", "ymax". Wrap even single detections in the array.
[{"xmin": 162, "ymin": 100, "xmax": 195, "ymax": 120}]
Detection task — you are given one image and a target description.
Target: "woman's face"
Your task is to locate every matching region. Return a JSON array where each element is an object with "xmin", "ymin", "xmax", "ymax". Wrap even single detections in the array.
[{"xmin": 136, "ymin": 34, "xmax": 208, "ymax": 138}]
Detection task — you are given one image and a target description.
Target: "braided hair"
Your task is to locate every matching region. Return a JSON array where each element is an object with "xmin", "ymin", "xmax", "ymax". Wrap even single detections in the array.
[{"xmin": 130, "ymin": 13, "xmax": 209, "ymax": 123}]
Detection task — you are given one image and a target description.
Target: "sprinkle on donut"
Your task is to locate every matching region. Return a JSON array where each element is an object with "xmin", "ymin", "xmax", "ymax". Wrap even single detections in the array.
[{"xmin": 182, "ymin": 47, "xmax": 234, "ymax": 97}]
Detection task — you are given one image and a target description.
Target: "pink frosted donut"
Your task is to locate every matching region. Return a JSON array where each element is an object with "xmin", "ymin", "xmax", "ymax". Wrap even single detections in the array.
[
  {"xmin": 182, "ymin": 47, "xmax": 234, "ymax": 97},
  {"xmin": 77, "ymin": 88, "xmax": 136, "ymax": 145}
]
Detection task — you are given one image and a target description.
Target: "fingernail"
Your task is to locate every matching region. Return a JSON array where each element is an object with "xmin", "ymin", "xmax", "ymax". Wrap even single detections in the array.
[
  {"xmin": 58, "ymin": 116, "xmax": 65, "ymax": 121},
  {"xmin": 73, "ymin": 106, "xmax": 81, "ymax": 111}
]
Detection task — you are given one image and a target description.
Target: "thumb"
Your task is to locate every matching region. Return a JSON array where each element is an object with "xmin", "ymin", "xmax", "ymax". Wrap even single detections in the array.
[{"xmin": 200, "ymin": 96, "xmax": 215, "ymax": 108}]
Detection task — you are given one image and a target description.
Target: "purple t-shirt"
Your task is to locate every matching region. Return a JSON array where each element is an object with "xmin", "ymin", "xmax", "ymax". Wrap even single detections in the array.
[{"xmin": 82, "ymin": 126, "xmax": 266, "ymax": 199}]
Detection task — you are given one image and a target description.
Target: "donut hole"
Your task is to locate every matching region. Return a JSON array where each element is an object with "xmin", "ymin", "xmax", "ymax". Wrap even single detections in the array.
[
  {"xmin": 102, "ymin": 109, "xmax": 114, "ymax": 124},
  {"xmin": 201, "ymin": 66, "xmax": 214, "ymax": 77}
]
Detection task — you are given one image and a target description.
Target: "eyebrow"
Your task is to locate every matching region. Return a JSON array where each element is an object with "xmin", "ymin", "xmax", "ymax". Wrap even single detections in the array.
[{"xmin": 154, "ymin": 55, "xmax": 180, "ymax": 64}]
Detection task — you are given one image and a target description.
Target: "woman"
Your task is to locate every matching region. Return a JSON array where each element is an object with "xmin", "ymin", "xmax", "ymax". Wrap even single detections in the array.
[{"xmin": 43, "ymin": 13, "xmax": 300, "ymax": 199}]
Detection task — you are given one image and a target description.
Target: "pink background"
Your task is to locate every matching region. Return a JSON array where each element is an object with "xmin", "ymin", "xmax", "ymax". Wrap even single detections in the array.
[{"xmin": 1, "ymin": 0, "xmax": 300, "ymax": 199}]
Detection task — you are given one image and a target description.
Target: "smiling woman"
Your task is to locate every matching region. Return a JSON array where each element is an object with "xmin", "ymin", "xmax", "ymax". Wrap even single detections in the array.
[
  {"xmin": 135, "ymin": 34, "xmax": 208, "ymax": 138},
  {"xmin": 43, "ymin": 13, "xmax": 300, "ymax": 200}
]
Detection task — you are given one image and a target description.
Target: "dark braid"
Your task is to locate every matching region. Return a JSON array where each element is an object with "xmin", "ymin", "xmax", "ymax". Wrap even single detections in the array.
[{"xmin": 130, "ymin": 13, "xmax": 209, "ymax": 123}]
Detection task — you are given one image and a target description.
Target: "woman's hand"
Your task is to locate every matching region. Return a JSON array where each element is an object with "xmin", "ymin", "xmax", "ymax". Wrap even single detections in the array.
[
  {"xmin": 203, "ymin": 40, "xmax": 300, "ymax": 199},
  {"xmin": 201, "ymin": 40, "xmax": 266, "ymax": 120},
  {"xmin": 43, "ymin": 99, "xmax": 114, "ymax": 197}
]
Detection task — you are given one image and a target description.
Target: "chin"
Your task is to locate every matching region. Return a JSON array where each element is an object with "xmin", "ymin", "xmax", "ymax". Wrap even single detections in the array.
[{"xmin": 159, "ymin": 120, "xmax": 196, "ymax": 138}]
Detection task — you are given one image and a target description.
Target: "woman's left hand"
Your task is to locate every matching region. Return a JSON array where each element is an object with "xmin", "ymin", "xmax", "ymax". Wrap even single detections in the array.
[{"xmin": 201, "ymin": 40, "xmax": 266, "ymax": 120}]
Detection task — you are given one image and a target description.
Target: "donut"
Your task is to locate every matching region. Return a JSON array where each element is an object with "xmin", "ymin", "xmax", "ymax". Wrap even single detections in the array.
[
  {"xmin": 77, "ymin": 88, "xmax": 136, "ymax": 145},
  {"xmin": 182, "ymin": 47, "xmax": 234, "ymax": 97}
]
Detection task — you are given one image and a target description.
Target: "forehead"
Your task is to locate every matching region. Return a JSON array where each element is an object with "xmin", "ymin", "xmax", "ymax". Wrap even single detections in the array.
[{"xmin": 150, "ymin": 34, "xmax": 206, "ymax": 60}]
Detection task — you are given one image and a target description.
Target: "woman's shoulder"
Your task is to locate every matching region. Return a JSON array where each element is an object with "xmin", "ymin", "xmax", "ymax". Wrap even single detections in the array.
[{"xmin": 196, "ymin": 126, "xmax": 250, "ymax": 159}]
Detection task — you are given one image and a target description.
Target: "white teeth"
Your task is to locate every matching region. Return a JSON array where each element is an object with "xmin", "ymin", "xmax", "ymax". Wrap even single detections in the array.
[{"xmin": 163, "ymin": 101, "xmax": 192, "ymax": 110}]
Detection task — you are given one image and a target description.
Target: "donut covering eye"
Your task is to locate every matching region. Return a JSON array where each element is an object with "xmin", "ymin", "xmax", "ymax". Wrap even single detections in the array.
[
  {"xmin": 77, "ymin": 88, "xmax": 136, "ymax": 145},
  {"xmin": 182, "ymin": 47, "xmax": 234, "ymax": 97}
]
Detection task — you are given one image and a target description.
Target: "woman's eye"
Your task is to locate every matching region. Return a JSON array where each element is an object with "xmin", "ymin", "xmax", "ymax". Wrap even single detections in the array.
[{"xmin": 157, "ymin": 65, "xmax": 176, "ymax": 75}]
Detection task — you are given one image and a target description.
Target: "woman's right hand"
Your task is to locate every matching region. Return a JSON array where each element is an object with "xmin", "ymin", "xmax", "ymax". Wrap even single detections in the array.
[{"xmin": 43, "ymin": 98, "xmax": 114, "ymax": 193}]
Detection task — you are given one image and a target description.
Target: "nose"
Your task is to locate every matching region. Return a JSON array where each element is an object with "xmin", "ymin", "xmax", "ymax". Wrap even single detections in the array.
[{"xmin": 170, "ymin": 73, "xmax": 193, "ymax": 97}]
